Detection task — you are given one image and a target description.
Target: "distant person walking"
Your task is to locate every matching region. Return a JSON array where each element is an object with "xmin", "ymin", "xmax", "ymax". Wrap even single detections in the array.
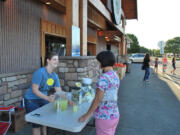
[
  {"xmin": 143, "ymin": 53, "xmax": 151, "ymax": 81},
  {"xmin": 162, "ymin": 54, "xmax": 167, "ymax": 74},
  {"xmin": 153, "ymin": 58, "xmax": 158, "ymax": 74},
  {"xmin": 171, "ymin": 56, "xmax": 176, "ymax": 75}
]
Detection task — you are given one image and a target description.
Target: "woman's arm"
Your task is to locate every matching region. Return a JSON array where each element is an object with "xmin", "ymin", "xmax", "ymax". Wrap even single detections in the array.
[
  {"xmin": 32, "ymin": 84, "xmax": 54, "ymax": 102},
  {"xmin": 78, "ymin": 88, "xmax": 104, "ymax": 122}
]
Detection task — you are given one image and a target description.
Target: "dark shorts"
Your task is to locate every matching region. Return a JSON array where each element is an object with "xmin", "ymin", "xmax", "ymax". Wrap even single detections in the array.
[
  {"xmin": 24, "ymin": 98, "xmax": 49, "ymax": 128},
  {"xmin": 155, "ymin": 64, "xmax": 158, "ymax": 68},
  {"xmin": 172, "ymin": 63, "xmax": 176, "ymax": 69}
]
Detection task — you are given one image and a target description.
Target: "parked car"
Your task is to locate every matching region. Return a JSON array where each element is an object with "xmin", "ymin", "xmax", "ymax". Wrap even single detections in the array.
[{"xmin": 129, "ymin": 53, "xmax": 145, "ymax": 63}]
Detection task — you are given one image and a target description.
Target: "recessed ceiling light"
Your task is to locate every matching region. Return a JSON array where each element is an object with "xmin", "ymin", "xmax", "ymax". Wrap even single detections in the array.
[{"xmin": 46, "ymin": 2, "xmax": 51, "ymax": 5}]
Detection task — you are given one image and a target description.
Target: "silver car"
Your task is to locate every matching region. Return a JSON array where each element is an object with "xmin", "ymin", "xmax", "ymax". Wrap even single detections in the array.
[{"xmin": 129, "ymin": 53, "xmax": 145, "ymax": 63}]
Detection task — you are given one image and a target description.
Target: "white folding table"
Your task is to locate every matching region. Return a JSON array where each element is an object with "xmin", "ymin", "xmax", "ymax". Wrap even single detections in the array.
[{"xmin": 25, "ymin": 102, "xmax": 93, "ymax": 132}]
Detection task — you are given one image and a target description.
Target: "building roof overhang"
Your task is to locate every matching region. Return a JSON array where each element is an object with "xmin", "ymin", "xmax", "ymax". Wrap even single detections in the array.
[
  {"xmin": 38, "ymin": 0, "xmax": 137, "ymax": 33},
  {"xmin": 122, "ymin": 0, "xmax": 138, "ymax": 20}
]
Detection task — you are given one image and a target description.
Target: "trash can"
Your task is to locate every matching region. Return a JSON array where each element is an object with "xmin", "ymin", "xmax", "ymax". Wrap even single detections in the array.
[{"xmin": 124, "ymin": 61, "xmax": 132, "ymax": 73}]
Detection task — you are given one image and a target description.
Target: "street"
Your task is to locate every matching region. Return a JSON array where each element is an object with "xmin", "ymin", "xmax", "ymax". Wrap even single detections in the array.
[{"xmin": 116, "ymin": 63, "xmax": 180, "ymax": 135}]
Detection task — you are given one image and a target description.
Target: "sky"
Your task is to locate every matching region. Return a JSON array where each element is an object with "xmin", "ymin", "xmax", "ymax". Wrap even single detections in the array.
[{"xmin": 125, "ymin": 0, "xmax": 180, "ymax": 49}]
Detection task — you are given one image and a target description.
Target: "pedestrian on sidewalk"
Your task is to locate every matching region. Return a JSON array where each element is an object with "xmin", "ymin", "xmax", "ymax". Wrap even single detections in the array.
[
  {"xmin": 162, "ymin": 53, "xmax": 167, "ymax": 74},
  {"xmin": 79, "ymin": 51, "xmax": 120, "ymax": 135},
  {"xmin": 171, "ymin": 55, "xmax": 176, "ymax": 75},
  {"xmin": 153, "ymin": 57, "xmax": 158, "ymax": 74},
  {"xmin": 143, "ymin": 53, "xmax": 151, "ymax": 81}
]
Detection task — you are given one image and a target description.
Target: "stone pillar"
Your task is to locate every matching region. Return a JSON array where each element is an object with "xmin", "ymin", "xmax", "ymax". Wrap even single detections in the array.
[{"xmin": 79, "ymin": 0, "xmax": 88, "ymax": 56}]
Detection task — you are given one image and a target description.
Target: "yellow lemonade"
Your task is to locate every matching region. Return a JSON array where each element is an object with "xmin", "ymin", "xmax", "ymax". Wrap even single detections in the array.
[
  {"xmin": 60, "ymin": 99, "xmax": 68, "ymax": 111},
  {"xmin": 73, "ymin": 105, "xmax": 78, "ymax": 112}
]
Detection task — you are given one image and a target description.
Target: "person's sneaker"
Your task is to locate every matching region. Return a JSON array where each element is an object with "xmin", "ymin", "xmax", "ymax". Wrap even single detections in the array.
[{"xmin": 145, "ymin": 80, "xmax": 150, "ymax": 83}]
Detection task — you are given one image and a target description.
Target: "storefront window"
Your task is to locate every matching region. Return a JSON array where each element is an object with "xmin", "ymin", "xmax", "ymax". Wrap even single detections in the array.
[{"xmin": 45, "ymin": 35, "xmax": 66, "ymax": 57}]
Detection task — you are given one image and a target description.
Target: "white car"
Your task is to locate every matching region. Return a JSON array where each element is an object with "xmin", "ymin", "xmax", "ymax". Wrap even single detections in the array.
[{"xmin": 129, "ymin": 53, "xmax": 145, "ymax": 63}]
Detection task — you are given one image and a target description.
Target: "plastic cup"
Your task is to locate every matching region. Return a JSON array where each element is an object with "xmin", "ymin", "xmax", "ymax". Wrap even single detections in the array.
[
  {"xmin": 73, "ymin": 104, "xmax": 78, "ymax": 112},
  {"xmin": 54, "ymin": 100, "xmax": 57, "ymax": 109},
  {"xmin": 60, "ymin": 99, "xmax": 68, "ymax": 111}
]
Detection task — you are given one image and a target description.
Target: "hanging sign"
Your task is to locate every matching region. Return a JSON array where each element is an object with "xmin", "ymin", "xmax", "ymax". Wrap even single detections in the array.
[{"xmin": 112, "ymin": 0, "xmax": 121, "ymax": 25}]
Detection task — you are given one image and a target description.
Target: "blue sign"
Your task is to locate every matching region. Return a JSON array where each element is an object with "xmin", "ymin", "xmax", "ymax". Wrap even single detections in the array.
[{"xmin": 72, "ymin": 25, "xmax": 80, "ymax": 56}]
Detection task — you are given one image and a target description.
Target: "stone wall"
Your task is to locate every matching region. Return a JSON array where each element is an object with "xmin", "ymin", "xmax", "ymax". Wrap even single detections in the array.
[
  {"xmin": 0, "ymin": 56, "xmax": 100, "ymax": 106},
  {"xmin": 58, "ymin": 56, "xmax": 100, "ymax": 92},
  {"xmin": 0, "ymin": 72, "xmax": 33, "ymax": 107}
]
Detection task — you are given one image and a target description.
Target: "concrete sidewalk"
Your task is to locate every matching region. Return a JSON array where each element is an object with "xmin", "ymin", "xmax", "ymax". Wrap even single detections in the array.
[
  {"xmin": 116, "ymin": 63, "xmax": 180, "ymax": 135},
  {"xmin": 7, "ymin": 64, "xmax": 180, "ymax": 135},
  {"xmin": 158, "ymin": 62, "xmax": 180, "ymax": 87}
]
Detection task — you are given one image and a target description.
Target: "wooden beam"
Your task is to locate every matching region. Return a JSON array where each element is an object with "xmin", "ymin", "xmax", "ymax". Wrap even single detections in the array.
[
  {"xmin": 89, "ymin": 0, "xmax": 125, "ymax": 34},
  {"xmin": 41, "ymin": 20, "xmax": 45, "ymax": 66},
  {"xmin": 118, "ymin": 42, "xmax": 121, "ymax": 55},
  {"xmin": 87, "ymin": 34, "xmax": 97, "ymax": 44},
  {"xmin": 54, "ymin": 0, "xmax": 66, "ymax": 6},
  {"xmin": 79, "ymin": 0, "xmax": 88, "ymax": 56},
  {"xmin": 88, "ymin": 19, "xmax": 105, "ymax": 30},
  {"xmin": 66, "ymin": 0, "xmax": 79, "ymax": 56},
  {"xmin": 88, "ymin": 5, "xmax": 107, "ymax": 30},
  {"xmin": 120, "ymin": 35, "xmax": 124, "ymax": 55},
  {"xmin": 97, "ymin": 30, "xmax": 121, "ymax": 37}
]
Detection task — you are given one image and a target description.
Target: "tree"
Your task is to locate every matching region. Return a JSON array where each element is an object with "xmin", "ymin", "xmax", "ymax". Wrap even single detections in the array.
[
  {"xmin": 165, "ymin": 37, "xmax": 180, "ymax": 56},
  {"xmin": 127, "ymin": 34, "xmax": 140, "ymax": 53},
  {"xmin": 154, "ymin": 49, "xmax": 161, "ymax": 57},
  {"xmin": 140, "ymin": 46, "xmax": 149, "ymax": 53}
]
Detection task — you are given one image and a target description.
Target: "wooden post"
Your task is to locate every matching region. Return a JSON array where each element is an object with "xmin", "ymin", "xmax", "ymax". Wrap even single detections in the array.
[
  {"xmin": 125, "ymin": 39, "xmax": 127, "ymax": 55},
  {"xmin": 66, "ymin": 0, "xmax": 79, "ymax": 56},
  {"xmin": 123, "ymin": 36, "xmax": 126, "ymax": 55},
  {"xmin": 79, "ymin": 0, "xmax": 87, "ymax": 56},
  {"xmin": 118, "ymin": 42, "xmax": 121, "ymax": 55},
  {"xmin": 41, "ymin": 20, "xmax": 46, "ymax": 66},
  {"xmin": 120, "ymin": 35, "xmax": 124, "ymax": 55}
]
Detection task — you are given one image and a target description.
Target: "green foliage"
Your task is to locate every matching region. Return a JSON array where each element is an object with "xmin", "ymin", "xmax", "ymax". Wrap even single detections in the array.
[
  {"xmin": 165, "ymin": 37, "xmax": 180, "ymax": 55},
  {"xmin": 139, "ymin": 46, "xmax": 149, "ymax": 53},
  {"xmin": 153, "ymin": 49, "xmax": 161, "ymax": 57},
  {"xmin": 127, "ymin": 34, "xmax": 140, "ymax": 53},
  {"xmin": 126, "ymin": 33, "xmax": 153, "ymax": 56}
]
